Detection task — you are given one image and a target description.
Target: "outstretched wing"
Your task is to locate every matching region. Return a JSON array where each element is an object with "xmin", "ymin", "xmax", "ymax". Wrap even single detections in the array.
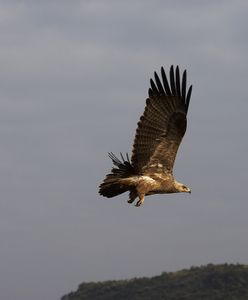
[{"xmin": 131, "ymin": 65, "xmax": 192, "ymax": 174}]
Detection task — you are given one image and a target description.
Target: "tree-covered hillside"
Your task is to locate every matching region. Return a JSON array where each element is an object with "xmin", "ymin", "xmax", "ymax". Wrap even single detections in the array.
[{"xmin": 61, "ymin": 264, "xmax": 248, "ymax": 300}]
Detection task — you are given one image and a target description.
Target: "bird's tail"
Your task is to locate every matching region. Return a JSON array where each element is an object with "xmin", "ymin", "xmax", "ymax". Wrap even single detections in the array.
[{"xmin": 99, "ymin": 152, "xmax": 136, "ymax": 198}]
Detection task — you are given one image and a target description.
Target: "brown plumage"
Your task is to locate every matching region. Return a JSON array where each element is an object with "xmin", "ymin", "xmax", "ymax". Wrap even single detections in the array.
[{"xmin": 99, "ymin": 65, "xmax": 192, "ymax": 207}]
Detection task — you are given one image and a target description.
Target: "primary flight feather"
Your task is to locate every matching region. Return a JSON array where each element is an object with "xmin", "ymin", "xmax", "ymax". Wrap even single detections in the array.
[{"xmin": 99, "ymin": 65, "xmax": 192, "ymax": 207}]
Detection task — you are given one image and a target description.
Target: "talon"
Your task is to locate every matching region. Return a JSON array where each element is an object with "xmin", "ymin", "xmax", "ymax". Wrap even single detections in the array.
[
  {"xmin": 128, "ymin": 190, "xmax": 137, "ymax": 204},
  {"xmin": 135, "ymin": 197, "xmax": 144, "ymax": 207}
]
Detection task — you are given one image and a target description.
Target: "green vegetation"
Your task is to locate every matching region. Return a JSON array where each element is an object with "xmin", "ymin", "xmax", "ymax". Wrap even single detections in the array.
[{"xmin": 61, "ymin": 264, "xmax": 248, "ymax": 300}]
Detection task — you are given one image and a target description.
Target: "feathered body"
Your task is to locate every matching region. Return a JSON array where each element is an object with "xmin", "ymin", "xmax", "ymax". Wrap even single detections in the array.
[{"xmin": 99, "ymin": 65, "xmax": 192, "ymax": 206}]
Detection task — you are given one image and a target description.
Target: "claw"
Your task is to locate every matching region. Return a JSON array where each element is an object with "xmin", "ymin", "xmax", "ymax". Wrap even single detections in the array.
[
  {"xmin": 128, "ymin": 190, "xmax": 137, "ymax": 204},
  {"xmin": 135, "ymin": 195, "xmax": 144, "ymax": 207}
]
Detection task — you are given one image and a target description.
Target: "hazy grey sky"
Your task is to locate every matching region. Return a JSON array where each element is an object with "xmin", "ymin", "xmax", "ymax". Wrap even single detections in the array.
[{"xmin": 1, "ymin": 1, "xmax": 248, "ymax": 299}]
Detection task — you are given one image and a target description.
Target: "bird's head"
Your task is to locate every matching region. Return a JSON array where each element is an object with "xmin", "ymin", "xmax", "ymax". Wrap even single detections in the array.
[{"xmin": 175, "ymin": 181, "xmax": 191, "ymax": 194}]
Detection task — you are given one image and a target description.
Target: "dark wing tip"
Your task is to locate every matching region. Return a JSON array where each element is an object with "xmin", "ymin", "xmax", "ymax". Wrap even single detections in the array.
[
  {"xmin": 181, "ymin": 70, "xmax": 187, "ymax": 100},
  {"xmin": 149, "ymin": 65, "xmax": 192, "ymax": 113},
  {"xmin": 161, "ymin": 66, "xmax": 171, "ymax": 95},
  {"xmin": 154, "ymin": 71, "xmax": 165, "ymax": 94},
  {"xmin": 148, "ymin": 88, "xmax": 153, "ymax": 98},
  {"xmin": 169, "ymin": 65, "xmax": 176, "ymax": 95},
  {"xmin": 185, "ymin": 85, "xmax": 192, "ymax": 113},
  {"xmin": 175, "ymin": 66, "xmax": 181, "ymax": 97},
  {"xmin": 150, "ymin": 78, "xmax": 159, "ymax": 96}
]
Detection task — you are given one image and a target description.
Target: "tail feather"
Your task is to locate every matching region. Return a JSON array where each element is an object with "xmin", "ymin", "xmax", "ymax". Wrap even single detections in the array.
[{"xmin": 99, "ymin": 152, "xmax": 135, "ymax": 198}]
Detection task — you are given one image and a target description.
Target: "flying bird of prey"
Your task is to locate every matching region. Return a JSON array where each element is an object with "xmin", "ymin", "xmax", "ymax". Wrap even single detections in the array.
[{"xmin": 99, "ymin": 65, "xmax": 192, "ymax": 207}]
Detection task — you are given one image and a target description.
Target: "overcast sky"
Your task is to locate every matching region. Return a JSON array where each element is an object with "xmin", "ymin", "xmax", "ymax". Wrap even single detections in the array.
[{"xmin": 1, "ymin": 1, "xmax": 248, "ymax": 299}]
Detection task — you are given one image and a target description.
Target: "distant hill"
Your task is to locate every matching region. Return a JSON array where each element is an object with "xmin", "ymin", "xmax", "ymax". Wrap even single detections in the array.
[{"xmin": 61, "ymin": 264, "xmax": 248, "ymax": 300}]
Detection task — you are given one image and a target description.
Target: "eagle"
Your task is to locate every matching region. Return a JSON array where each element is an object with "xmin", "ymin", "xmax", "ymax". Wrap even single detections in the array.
[{"xmin": 99, "ymin": 65, "xmax": 192, "ymax": 207}]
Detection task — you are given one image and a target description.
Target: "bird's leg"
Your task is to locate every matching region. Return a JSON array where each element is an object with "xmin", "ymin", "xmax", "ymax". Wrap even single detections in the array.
[
  {"xmin": 135, "ymin": 194, "xmax": 145, "ymax": 207},
  {"xmin": 128, "ymin": 189, "xmax": 137, "ymax": 204}
]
